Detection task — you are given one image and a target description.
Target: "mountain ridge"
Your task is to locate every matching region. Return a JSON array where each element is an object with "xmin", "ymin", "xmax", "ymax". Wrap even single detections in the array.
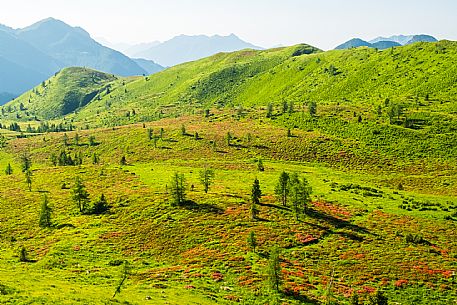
[
  {"xmin": 134, "ymin": 33, "xmax": 263, "ymax": 67},
  {"xmin": 336, "ymin": 34, "xmax": 438, "ymax": 50}
]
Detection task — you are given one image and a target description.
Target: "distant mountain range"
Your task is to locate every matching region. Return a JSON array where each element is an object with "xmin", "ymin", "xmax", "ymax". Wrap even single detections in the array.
[
  {"xmin": 335, "ymin": 34, "xmax": 438, "ymax": 50},
  {"xmin": 129, "ymin": 34, "xmax": 263, "ymax": 67},
  {"xmin": 0, "ymin": 18, "xmax": 163, "ymax": 104}
]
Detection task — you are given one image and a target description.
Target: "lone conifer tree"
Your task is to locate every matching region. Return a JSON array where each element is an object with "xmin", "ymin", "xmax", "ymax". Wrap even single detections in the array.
[
  {"xmin": 20, "ymin": 152, "xmax": 31, "ymax": 172},
  {"xmin": 5, "ymin": 163, "xmax": 12, "ymax": 175},
  {"xmin": 72, "ymin": 177, "xmax": 90, "ymax": 213},
  {"xmin": 267, "ymin": 247, "xmax": 282, "ymax": 292},
  {"xmin": 289, "ymin": 173, "xmax": 312, "ymax": 221},
  {"xmin": 247, "ymin": 231, "xmax": 257, "ymax": 253},
  {"xmin": 199, "ymin": 167, "xmax": 215, "ymax": 194},
  {"xmin": 170, "ymin": 172, "xmax": 186, "ymax": 206},
  {"xmin": 92, "ymin": 194, "xmax": 109, "ymax": 215},
  {"xmin": 274, "ymin": 171, "xmax": 290, "ymax": 206},
  {"xmin": 39, "ymin": 194, "xmax": 52, "ymax": 228},
  {"xmin": 250, "ymin": 178, "xmax": 261, "ymax": 220}
]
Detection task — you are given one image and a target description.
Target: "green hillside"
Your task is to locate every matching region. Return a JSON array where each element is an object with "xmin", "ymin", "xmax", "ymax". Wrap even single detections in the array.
[
  {"xmin": 0, "ymin": 41, "xmax": 456, "ymax": 304},
  {"xmin": 3, "ymin": 41, "xmax": 457, "ymax": 126},
  {"xmin": 3, "ymin": 67, "xmax": 126, "ymax": 120}
]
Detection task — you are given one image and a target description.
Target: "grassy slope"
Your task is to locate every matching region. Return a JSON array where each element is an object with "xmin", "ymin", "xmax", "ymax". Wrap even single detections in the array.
[
  {"xmin": 0, "ymin": 116, "xmax": 455, "ymax": 304},
  {"xmin": 2, "ymin": 67, "xmax": 128, "ymax": 120},
  {"xmin": 0, "ymin": 42, "xmax": 456, "ymax": 304}
]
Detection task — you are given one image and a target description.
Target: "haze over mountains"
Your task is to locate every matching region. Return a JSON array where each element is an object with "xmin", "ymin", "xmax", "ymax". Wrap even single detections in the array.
[
  {"xmin": 0, "ymin": 16, "xmax": 446, "ymax": 107},
  {"xmin": 0, "ymin": 18, "xmax": 266, "ymax": 104},
  {"xmin": 129, "ymin": 34, "xmax": 262, "ymax": 67},
  {"xmin": 0, "ymin": 18, "xmax": 165, "ymax": 104},
  {"xmin": 335, "ymin": 34, "xmax": 438, "ymax": 50}
]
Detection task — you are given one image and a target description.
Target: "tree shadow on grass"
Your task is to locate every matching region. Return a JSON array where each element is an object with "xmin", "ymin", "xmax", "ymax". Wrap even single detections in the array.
[
  {"xmin": 260, "ymin": 202, "xmax": 291, "ymax": 212},
  {"xmin": 283, "ymin": 291, "xmax": 319, "ymax": 305},
  {"xmin": 181, "ymin": 200, "xmax": 224, "ymax": 214},
  {"xmin": 306, "ymin": 207, "xmax": 373, "ymax": 236}
]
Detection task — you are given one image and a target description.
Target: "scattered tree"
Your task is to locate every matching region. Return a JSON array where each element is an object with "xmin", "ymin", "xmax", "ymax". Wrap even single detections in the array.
[
  {"xmin": 180, "ymin": 124, "xmax": 186, "ymax": 136},
  {"xmin": 267, "ymin": 247, "xmax": 282, "ymax": 292},
  {"xmin": 274, "ymin": 171, "xmax": 290, "ymax": 206},
  {"xmin": 308, "ymin": 101, "xmax": 317, "ymax": 117},
  {"xmin": 120, "ymin": 156, "xmax": 127, "ymax": 166},
  {"xmin": 199, "ymin": 167, "xmax": 215, "ymax": 194},
  {"xmin": 250, "ymin": 178, "xmax": 262, "ymax": 220},
  {"xmin": 147, "ymin": 128, "xmax": 153, "ymax": 140},
  {"xmin": 5, "ymin": 163, "xmax": 12, "ymax": 175},
  {"xmin": 170, "ymin": 172, "xmax": 186, "ymax": 206},
  {"xmin": 72, "ymin": 177, "xmax": 90, "ymax": 213},
  {"xmin": 247, "ymin": 231, "xmax": 257, "ymax": 253},
  {"xmin": 257, "ymin": 159, "xmax": 265, "ymax": 172},
  {"xmin": 289, "ymin": 173, "xmax": 312, "ymax": 220},
  {"xmin": 92, "ymin": 153, "xmax": 99, "ymax": 165},
  {"xmin": 266, "ymin": 103, "xmax": 273, "ymax": 118},
  {"xmin": 19, "ymin": 246, "xmax": 28, "ymax": 262},
  {"xmin": 226, "ymin": 132, "xmax": 232, "ymax": 146},
  {"xmin": 92, "ymin": 194, "xmax": 109, "ymax": 215},
  {"xmin": 39, "ymin": 194, "xmax": 52, "ymax": 228},
  {"xmin": 281, "ymin": 101, "xmax": 288, "ymax": 114},
  {"xmin": 20, "ymin": 152, "xmax": 31, "ymax": 173}
]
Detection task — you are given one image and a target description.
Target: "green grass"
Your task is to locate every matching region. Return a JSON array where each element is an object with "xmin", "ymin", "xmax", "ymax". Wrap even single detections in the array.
[
  {"xmin": 0, "ymin": 41, "xmax": 456, "ymax": 304},
  {"xmin": 0, "ymin": 115, "xmax": 455, "ymax": 304}
]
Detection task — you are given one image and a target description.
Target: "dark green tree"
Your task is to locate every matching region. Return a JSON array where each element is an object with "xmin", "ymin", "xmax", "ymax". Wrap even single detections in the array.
[
  {"xmin": 226, "ymin": 132, "xmax": 232, "ymax": 146},
  {"xmin": 92, "ymin": 153, "xmax": 99, "ymax": 165},
  {"xmin": 39, "ymin": 194, "xmax": 52, "ymax": 228},
  {"xmin": 247, "ymin": 231, "xmax": 257, "ymax": 253},
  {"xmin": 120, "ymin": 156, "xmax": 127, "ymax": 166},
  {"xmin": 19, "ymin": 246, "xmax": 28, "ymax": 262},
  {"xmin": 199, "ymin": 167, "xmax": 215, "ymax": 194},
  {"xmin": 282, "ymin": 101, "xmax": 288, "ymax": 114},
  {"xmin": 308, "ymin": 101, "xmax": 317, "ymax": 117},
  {"xmin": 5, "ymin": 163, "xmax": 13, "ymax": 175},
  {"xmin": 92, "ymin": 194, "xmax": 109, "ymax": 215},
  {"xmin": 170, "ymin": 172, "xmax": 186, "ymax": 206},
  {"xmin": 180, "ymin": 125, "xmax": 186, "ymax": 136},
  {"xmin": 266, "ymin": 103, "xmax": 273, "ymax": 118},
  {"xmin": 257, "ymin": 159, "xmax": 265, "ymax": 172},
  {"xmin": 289, "ymin": 173, "xmax": 312, "ymax": 220},
  {"xmin": 267, "ymin": 247, "xmax": 282, "ymax": 292},
  {"xmin": 288, "ymin": 101, "xmax": 294, "ymax": 114},
  {"xmin": 251, "ymin": 178, "xmax": 261, "ymax": 220},
  {"xmin": 147, "ymin": 128, "xmax": 153, "ymax": 140},
  {"xmin": 72, "ymin": 177, "xmax": 90, "ymax": 213},
  {"xmin": 20, "ymin": 152, "xmax": 31, "ymax": 172},
  {"xmin": 274, "ymin": 171, "xmax": 290, "ymax": 206}
]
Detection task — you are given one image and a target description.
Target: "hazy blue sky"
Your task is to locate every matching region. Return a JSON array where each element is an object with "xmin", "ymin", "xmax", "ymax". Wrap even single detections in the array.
[{"xmin": 1, "ymin": 0, "xmax": 456, "ymax": 49}]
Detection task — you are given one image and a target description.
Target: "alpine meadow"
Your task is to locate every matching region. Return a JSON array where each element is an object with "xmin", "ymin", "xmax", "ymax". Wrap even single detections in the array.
[{"xmin": 0, "ymin": 2, "xmax": 456, "ymax": 305}]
